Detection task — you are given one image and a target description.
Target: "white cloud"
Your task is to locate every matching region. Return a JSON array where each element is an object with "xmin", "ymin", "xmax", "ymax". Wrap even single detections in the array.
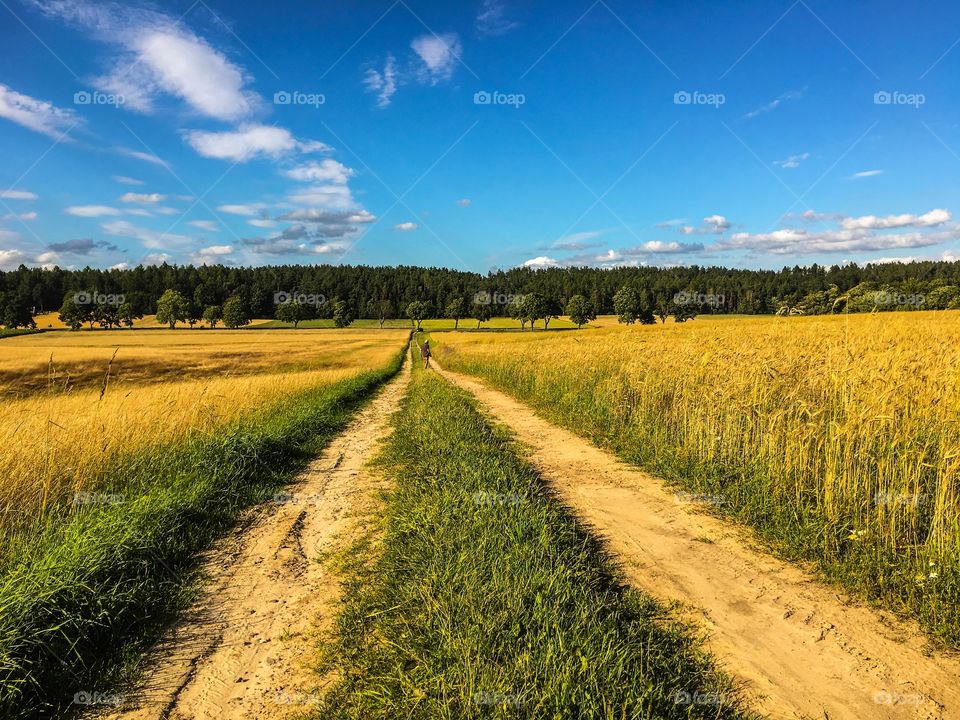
[
  {"xmin": 142, "ymin": 253, "xmax": 172, "ymax": 265},
  {"xmin": 745, "ymin": 89, "xmax": 804, "ymax": 120},
  {"xmin": 0, "ymin": 189, "xmax": 38, "ymax": 200},
  {"xmin": 774, "ymin": 152, "xmax": 811, "ymax": 169},
  {"xmin": 101, "ymin": 219, "xmax": 192, "ymax": 248},
  {"xmin": 655, "ymin": 218, "xmax": 686, "ymax": 228},
  {"xmin": 247, "ymin": 218, "xmax": 276, "ymax": 228},
  {"xmin": 217, "ymin": 203, "xmax": 266, "ymax": 216},
  {"xmin": 116, "ymin": 146, "xmax": 169, "ymax": 168},
  {"xmin": 66, "ymin": 205, "xmax": 122, "ymax": 217},
  {"xmin": 364, "ymin": 54, "xmax": 398, "ymax": 108},
  {"xmin": 284, "ymin": 159, "xmax": 356, "ymax": 184},
  {"xmin": 411, "ymin": 33, "xmax": 462, "ymax": 84},
  {"xmin": 188, "ymin": 220, "xmax": 219, "ymax": 231},
  {"xmin": 2, "ymin": 212, "xmax": 37, "ymax": 221},
  {"xmin": 0, "ymin": 248, "xmax": 27, "ymax": 269},
  {"xmin": 849, "ymin": 169, "xmax": 883, "ymax": 179},
  {"xmin": 523, "ymin": 255, "xmax": 558, "ymax": 268},
  {"xmin": 112, "ymin": 175, "xmax": 144, "ymax": 185},
  {"xmin": 551, "ymin": 230, "xmax": 603, "ymax": 250},
  {"xmin": 277, "ymin": 208, "xmax": 375, "ymax": 224},
  {"xmin": 394, "ymin": 222, "xmax": 418, "ymax": 231},
  {"xmin": 0, "ymin": 83, "xmax": 80, "ymax": 139},
  {"xmin": 288, "ymin": 184, "xmax": 356, "ymax": 211},
  {"xmin": 191, "ymin": 244, "xmax": 233, "ymax": 265},
  {"xmin": 456, "ymin": 198, "xmax": 471, "ymax": 207},
  {"xmin": 120, "ymin": 192, "xmax": 165, "ymax": 203},
  {"xmin": 109, "ymin": 262, "xmax": 129, "ymax": 270},
  {"xmin": 184, "ymin": 124, "xmax": 330, "ymax": 162},
  {"xmin": 476, "ymin": 0, "xmax": 520, "ymax": 36},
  {"xmin": 717, "ymin": 225, "xmax": 960, "ymax": 255},
  {"xmin": 33, "ymin": 1, "xmax": 258, "ymax": 121},
  {"xmin": 841, "ymin": 209, "xmax": 950, "ymax": 231},
  {"xmin": 154, "ymin": 206, "xmax": 178, "ymax": 215},
  {"xmin": 680, "ymin": 215, "xmax": 730, "ymax": 235},
  {"xmin": 125, "ymin": 208, "xmax": 153, "ymax": 217}
]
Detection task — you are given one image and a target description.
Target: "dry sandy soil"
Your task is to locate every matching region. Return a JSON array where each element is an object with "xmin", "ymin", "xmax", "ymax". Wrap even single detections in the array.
[
  {"xmin": 432, "ymin": 359, "xmax": 960, "ymax": 720},
  {"xmin": 94, "ymin": 367, "xmax": 409, "ymax": 720}
]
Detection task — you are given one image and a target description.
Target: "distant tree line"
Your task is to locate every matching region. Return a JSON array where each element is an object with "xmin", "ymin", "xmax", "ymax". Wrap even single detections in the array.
[{"xmin": 2, "ymin": 259, "xmax": 960, "ymax": 329}]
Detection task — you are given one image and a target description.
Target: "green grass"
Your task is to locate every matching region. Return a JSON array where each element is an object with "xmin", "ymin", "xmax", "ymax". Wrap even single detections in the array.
[
  {"xmin": 314, "ymin": 342, "xmax": 756, "ymax": 719},
  {"xmin": 432, "ymin": 334, "xmax": 960, "ymax": 649},
  {"xmin": 0, "ymin": 328, "xmax": 42, "ymax": 339},
  {"xmin": 0, "ymin": 346, "xmax": 406, "ymax": 719}
]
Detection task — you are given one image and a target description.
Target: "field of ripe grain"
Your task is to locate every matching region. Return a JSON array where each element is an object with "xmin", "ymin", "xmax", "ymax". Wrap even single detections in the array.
[
  {"xmin": 0, "ymin": 329, "xmax": 407, "ymax": 538},
  {"xmin": 434, "ymin": 311, "xmax": 960, "ymax": 645}
]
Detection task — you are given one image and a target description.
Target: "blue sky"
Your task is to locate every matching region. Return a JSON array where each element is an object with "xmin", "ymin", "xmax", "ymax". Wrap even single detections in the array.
[{"xmin": 2, "ymin": 0, "xmax": 960, "ymax": 272}]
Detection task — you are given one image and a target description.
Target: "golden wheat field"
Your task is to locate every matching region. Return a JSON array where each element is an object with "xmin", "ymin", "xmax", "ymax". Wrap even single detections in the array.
[
  {"xmin": 437, "ymin": 312, "xmax": 960, "ymax": 575},
  {"xmin": 0, "ymin": 329, "xmax": 407, "ymax": 526}
]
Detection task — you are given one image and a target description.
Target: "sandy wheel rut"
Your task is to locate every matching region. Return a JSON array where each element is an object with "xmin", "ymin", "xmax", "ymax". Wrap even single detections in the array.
[
  {"xmin": 432, "ymin": 358, "xmax": 960, "ymax": 720},
  {"xmin": 95, "ymin": 367, "xmax": 409, "ymax": 720}
]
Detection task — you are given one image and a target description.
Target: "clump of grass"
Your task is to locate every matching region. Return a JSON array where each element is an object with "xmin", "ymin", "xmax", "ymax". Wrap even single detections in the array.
[
  {"xmin": 0, "ymin": 347, "xmax": 405, "ymax": 719},
  {"xmin": 435, "ymin": 313, "xmax": 960, "ymax": 647},
  {"xmin": 316, "ymin": 349, "xmax": 755, "ymax": 719}
]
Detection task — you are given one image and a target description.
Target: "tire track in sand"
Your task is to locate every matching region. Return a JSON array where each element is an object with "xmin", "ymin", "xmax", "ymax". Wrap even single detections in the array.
[
  {"xmin": 97, "ymin": 364, "xmax": 409, "ymax": 720},
  {"xmin": 432, "ymin": 358, "xmax": 960, "ymax": 720}
]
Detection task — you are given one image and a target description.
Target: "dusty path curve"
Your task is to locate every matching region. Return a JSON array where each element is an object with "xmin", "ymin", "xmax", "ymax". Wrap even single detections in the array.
[
  {"xmin": 97, "ymin": 364, "xmax": 409, "ymax": 720},
  {"xmin": 432, "ymin": 359, "xmax": 960, "ymax": 720}
]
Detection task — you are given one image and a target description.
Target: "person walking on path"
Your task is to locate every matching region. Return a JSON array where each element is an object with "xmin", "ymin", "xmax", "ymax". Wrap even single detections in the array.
[{"xmin": 420, "ymin": 339, "xmax": 432, "ymax": 369}]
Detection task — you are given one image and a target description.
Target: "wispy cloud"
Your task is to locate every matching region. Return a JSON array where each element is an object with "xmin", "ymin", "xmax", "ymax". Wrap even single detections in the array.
[
  {"xmin": 745, "ymin": 89, "xmax": 804, "ymax": 119},
  {"xmin": 476, "ymin": 0, "xmax": 520, "ymax": 37},
  {"xmin": 774, "ymin": 152, "xmax": 811, "ymax": 169},
  {"xmin": 0, "ymin": 83, "xmax": 79, "ymax": 138}
]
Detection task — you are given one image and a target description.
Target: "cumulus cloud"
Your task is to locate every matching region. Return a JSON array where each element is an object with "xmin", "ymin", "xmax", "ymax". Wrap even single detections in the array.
[
  {"xmin": 411, "ymin": 33, "xmax": 462, "ymax": 84},
  {"xmin": 0, "ymin": 248, "xmax": 27, "ymax": 269},
  {"xmin": 65, "ymin": 205, "xmax": 122, "ymax": 217},
  {"xmin": 0, "ymin": 83, "xmax": 80, "ymax": 138},
  {"xmin": 523, "ymin": 255, "xmax": 558, "ymax": 268},
  {"xmin": 680, "ymin": 215, "xmax": 730, "ymax": 235},
  {"xmin": 191, "ymin": 244, "xmax": 233, "ymax": 265},
  {"xmin": 840, "ymin": 209, "xmax": 950, "ymax": 231},
  {"xmin": 284, "ymin": 159, "xmax": 355, "ymax": 184},
  {"xmin": 240, "ymin": 223, "xmax": 353, "ymax": 256},
  {"xmin": 184, "ymin": 124, "xmax": 330, "ymax": 162},
  {"xmin": 476, "ymin": 0, "xmax": 520, "ymax": 36},
  {"xmin": 393, "ymin": 222, "xmax": 418, "ymax": 231}
]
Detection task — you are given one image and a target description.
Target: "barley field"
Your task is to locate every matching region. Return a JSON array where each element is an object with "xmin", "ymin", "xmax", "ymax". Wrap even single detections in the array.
[
  {"xmin": 435, "ymin": 311, "xmax": 960, "ymax": 644},
  {"xmin": 0, "ymin": 329, "xmax": 407, "ymax": 538}
]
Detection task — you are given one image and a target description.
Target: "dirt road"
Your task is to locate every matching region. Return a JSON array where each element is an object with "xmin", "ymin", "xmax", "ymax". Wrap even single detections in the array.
[
  {"xmin": 98, "ymin": 367, "xmax": 409, "ymax": 720},
  {"xmin": 433, "ymin": 359, "xmax": 960, "ymax": 720}
]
